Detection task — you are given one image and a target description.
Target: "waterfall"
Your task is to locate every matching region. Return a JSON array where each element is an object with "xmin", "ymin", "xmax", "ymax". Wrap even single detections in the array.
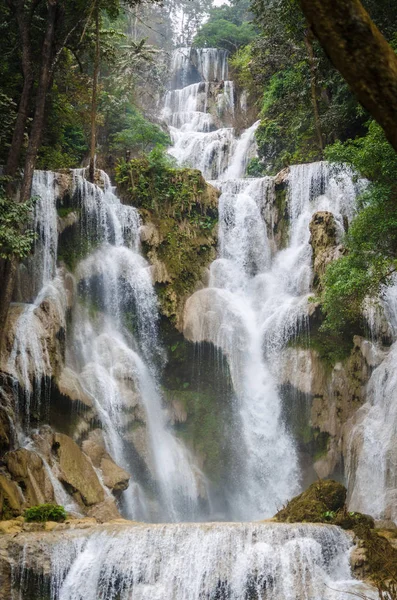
[
  {"xmin": 10, "ymin": 522, "xmax": 373, "ymax": 600},
  {"xmin": 7, "ymin": 168, "xmax": 204, "ymax": 522},
  {"xmin": 346, "ymin": 280, "xmax": 397, "ymax": 521},
  {"xmin": 66, "ymin": 171, "xmax": 204, "ymax": 521},
  {"xmin": 168, "ymin": 49, "xmax": 363, "ymax": 519}
]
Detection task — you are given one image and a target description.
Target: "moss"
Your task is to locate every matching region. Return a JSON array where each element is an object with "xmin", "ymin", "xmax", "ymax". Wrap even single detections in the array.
[
  {"xmin": 355, "ymin": 524, "xmax": 397, "ymax": 593},
  {"xmin": 58, "ymin": 227, "xmax": 98, "ymax": 272},
  {"xmin": 116, "ymin": 158, "xmax": 219, "ymax": 322},
  {"xmin": 275, "ymin": 479, "xmax": 346, "ymax": 523},
  {"xmin": 274, "ymin": 185, "xmax": 290, "ymax": 249},
  {"xmin": 57, "ymin": 206, "xmax": 77, "ymax": 218},
  {"xmin": 159, "ymin": 321, "xmax": 234, "ymax": 484},
  {"xmin": 289, "ymin": 323, "xmax": 354, "ymax": 370}
]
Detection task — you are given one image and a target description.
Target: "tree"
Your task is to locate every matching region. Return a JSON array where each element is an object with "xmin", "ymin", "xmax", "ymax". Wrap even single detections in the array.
[
  {"xmin": 0, "ymin": 0, "xmax": 160, "ymax": 343},
  {"xmin": 298, "ymin": 0, "xmax": 397, "ymax": 153}
]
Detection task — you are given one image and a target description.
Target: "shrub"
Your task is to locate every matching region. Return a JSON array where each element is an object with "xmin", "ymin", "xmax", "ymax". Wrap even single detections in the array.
[{"xmin": 24, "ymin": 504, "xmax": 67, "ymax": 523}]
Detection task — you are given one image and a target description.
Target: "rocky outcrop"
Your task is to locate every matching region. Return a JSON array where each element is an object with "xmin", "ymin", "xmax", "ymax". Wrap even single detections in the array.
[
  {"xmin": 4, "ymin": 449, "xmax": 55, "ymax": 506},
  {"xmin": 275, "ymin": 479, "xmax": 346, "ymax": 523},
  {"xmin": 280, "ymin": 336, "xmax": 378, "ymax": 481},
  {"xmin": 82, "ymin": 430, "xmax": 130, "ymax": 495},
  {"xmin": 52, "ymin": 433, "xmax": 104, "ymax": 507},
  {"xmin": 309, "ymin": 211, "xmax": 344, "ymax": 290},
  {"xmin": 0, "ymin": 474, "xmax": 23, "ymax": 519}
]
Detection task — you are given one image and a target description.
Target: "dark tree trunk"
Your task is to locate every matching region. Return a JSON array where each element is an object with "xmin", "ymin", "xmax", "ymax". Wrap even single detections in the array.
[
  {"xmin": 89, "ymin": 5, "xmax": 100, "ymax": 183},
  {"xmin": 5, "ymin": 2, "xmax": 34, "ymax": 183},
  {"xmin": 298, "ymin": 0, "xmax": 397, "ymax": 153},
  {"xmin": 20, "ymin": 0, "xmax": 57, "ymax": 203}
]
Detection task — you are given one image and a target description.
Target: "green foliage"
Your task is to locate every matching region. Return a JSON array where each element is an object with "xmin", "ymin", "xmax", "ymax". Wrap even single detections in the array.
[
  {"xmin": 24, "ymin": 504, "xmax": 67, "ymax": 523},
  {"xmin": 247, "ymin": 0, "xmax": 369, "ymax": 174},
  {"xmin": 193, "ymin": 0, "xmax": 255, "ymax": 53},
  {"xmin": 116, "ymin": 148, "xmax": 218, "ymax": 321},
  {"xmin": 194, "ymin": 19, "xmax": 256, "ymax": 53},
  {"xmin": 0, "ymin": 180, "xmax": 36, "ymax": 260},
  {"xmin": 321, "ymin": 122, "xmax": 397, "ymax": 332},
  {"xmin": 110, "ymin": 106, "xmax": 170, "ymax": 154}
]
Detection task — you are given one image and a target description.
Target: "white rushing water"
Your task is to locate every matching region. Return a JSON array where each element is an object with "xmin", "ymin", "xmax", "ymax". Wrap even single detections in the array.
[
  {"xmin": 68, "ymin": 172, "xmax": 204, "ymax": 521},
  {"xmin": 168, "ymin": 48, "xmax": 363, "ymax": 519},
  {"xmin": 10, "ymin": 522, "xmax": 372, "ymax": 600},
  {"xmin": 346, "ymin": 281, "xmax": 397, "ymax": 521}
]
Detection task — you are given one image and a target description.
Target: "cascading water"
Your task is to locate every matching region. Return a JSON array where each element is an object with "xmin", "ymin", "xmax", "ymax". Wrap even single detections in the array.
[
  {"xmin": 11, "ymin": 522, "xmax": 374, "ymax": 600},
  {"xmin": 66, "ymin": 172, "xmax": 204, "ymax": 521},
  {"xmin": 4, "ymin": 46, "xmax": 379, "ymax": 600},
  {"xmin": 167, "ymin": 48, "xmax": 363, "ymax": 519},
  {"xmin": 346, "ymin": 280, "xmax": 397, "ymax": 521}
]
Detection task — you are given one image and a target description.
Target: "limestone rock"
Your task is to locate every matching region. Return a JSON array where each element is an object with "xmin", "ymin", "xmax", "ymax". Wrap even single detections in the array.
[
  {"xmin": 58, "ymin": 211, "xmax": 79, "ymax": 234},
  {"xmin": 57, "ymin": 368, "xmax": 93, "ymax": 408},
  {"xmin": 82, "ymin": 431, "xmax": 130, "ymax": 494},
  {"xmin": 5, "ymin": 448, "xmax": 54, "ymax": 506},
  {"xmin": 0, "ymin": 474, "xmax": 23, "ymax": 519},
  {"xmin": 87, "ymin": 496, "xmax": 121, "ymax": 522},
  {"xmin": 0, "ymin": 407, "xmax": 11, "ymax": 455},
  {"xmin": 274, "ymin": 167, "xmax": 290, "ymax": 186},
  {"xmin": 53, "ymin": 433, "xmax": 104, "ymax": 506},
  {"xmin": 309, "ymin": 211, "xmax": 344, "ymax": 289}
]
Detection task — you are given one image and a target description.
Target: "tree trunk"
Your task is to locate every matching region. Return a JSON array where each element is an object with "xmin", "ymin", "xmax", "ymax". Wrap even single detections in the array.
[
  {"xmin": 0, "ymin": 0, "xmax": 58, "ymax": 348},
  {"xmin": 89, "ymin": 5, "xmax": 100, "ymax": 183},
  {"xmin": 304, "ymin": 31, "xmax": 323, "ymax": 154},
  {"xmin": 5, "ymin": 1, "xmax": 34, "ymax": 184},
  {"xmin": 298, "ymin": 0, "xmax": 397, "ymax": 153},
  {"xmin": 20, "ymin": 0, "xmax": 58, "ymax": 204}
]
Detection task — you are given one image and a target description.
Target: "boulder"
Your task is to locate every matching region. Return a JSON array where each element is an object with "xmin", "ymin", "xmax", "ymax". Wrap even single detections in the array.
[
  {"xmin": 82, "ymin": 431, "xmax": 130, "ymax": 494},
  {"xmin": 56, "ymin": 368, "xmax": 93, "ymax": 408},
  {"xmin": 5, "ymin": 448, "xmax": 54, "ymax": 506},
  {"xmin": 87, "ymin": 497, "xmax": 121, "ymax": 522},
  {"xmin": 53, "ymin": 433, "xmax": 104, "ymax": 506},
  {"xmin": 0, "ymin": 474, "xmax": 23, "ymax": 519},
  {"xmin": 275, "ymin": 479, "xmax": 346, "ymax": 523}
]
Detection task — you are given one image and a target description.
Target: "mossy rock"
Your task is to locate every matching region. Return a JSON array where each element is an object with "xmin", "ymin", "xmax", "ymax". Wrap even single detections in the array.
[
  {"xmin": 275, "ymin": 479, "xmax": 346, "ymax": 523},
  {"xmin": 334, "ymin": 510, "xmax": 375, "ymax": 530}
]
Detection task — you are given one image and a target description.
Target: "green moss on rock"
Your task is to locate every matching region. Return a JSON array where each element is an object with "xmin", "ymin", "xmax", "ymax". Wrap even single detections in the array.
[
  {"xmin": 116, "ymin": 157, "xmax": 219, "ymax": 325},
  {"xmin": 275, "ymin": 479, "xmax": 346, "ymax": 523}
]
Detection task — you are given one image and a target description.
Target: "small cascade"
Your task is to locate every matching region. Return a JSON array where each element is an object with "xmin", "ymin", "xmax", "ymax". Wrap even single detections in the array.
[
  {"xmin": 165, "ymin": 47, "xmax": 254, "ymax": 179},
  {"xmin": 11, "ymin": 522, "xmax": 373, "ymax": 600},
  {"xmin": 30, "ymin": 170, "xmax": 59, "ymax": 292},
  {"xmin": 7, "ymin": 171, "xmax": 65, "ymax": 426},
  {"xmin": 346, "ymin": 280, "xmax": 397, "ymax": 521}
]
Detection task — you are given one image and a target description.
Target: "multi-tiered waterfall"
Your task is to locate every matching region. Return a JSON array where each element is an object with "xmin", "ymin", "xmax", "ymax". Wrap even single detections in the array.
[
  {"xmin": 2, "ymin": 47, "xmax": 390, "ymax": 598},
  {"xmin": 164, "ymin": 49, "xmax": 361, "ymax": 520}
]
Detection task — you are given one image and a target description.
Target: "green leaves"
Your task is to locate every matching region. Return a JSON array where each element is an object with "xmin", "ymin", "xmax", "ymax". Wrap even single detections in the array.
[
  {"xmin": 24, "ymin": 503, "xmax": 67, "ymax": 523},
  {"xmin": 0, "ymin": 184, "xmax": 36, "ymax": 260},
  {"xmin": 321, "ymin": 122, "xmax": 397, "ymax": 332}
]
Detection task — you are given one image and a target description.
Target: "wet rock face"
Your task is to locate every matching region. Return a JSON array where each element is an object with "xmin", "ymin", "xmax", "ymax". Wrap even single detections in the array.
[
  {"xmin": 5, "ymin": 448, "xmax": 55, "ymax": 506},
  {"xmin": 279, "ymin": 336, "xmax": 373, "ymax": 482},
  {"xmin": 309, "ymin": 211, "xmax": 344, "ymax": 289},
  {"xmin": 52, "ymin": 433, "xmax": 105, "ymax": 507},
  {"xmin": 0, "ymin": 474, "xmax": 24, "ymax": 519},
  {"xmin": 82, "ymin": 431, "xmax": 130, "ymax": 495}
]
